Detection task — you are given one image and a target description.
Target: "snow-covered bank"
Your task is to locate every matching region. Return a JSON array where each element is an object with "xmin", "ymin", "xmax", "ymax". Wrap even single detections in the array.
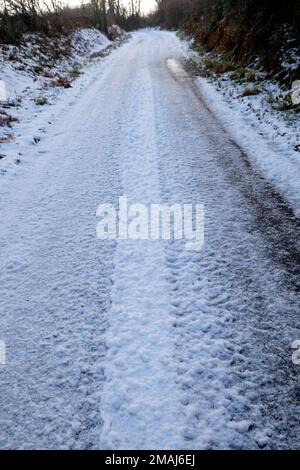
[
  {"xmin": 0, "ymin": 29, "xmax": 299, "ymax": 450},
  {"xmin": 183, "ymin": 43, "xmax": 300, "ymax": 216},
  {"xmin": 0, "ymin": 28, "xmax": 128, "ymax": 173}
]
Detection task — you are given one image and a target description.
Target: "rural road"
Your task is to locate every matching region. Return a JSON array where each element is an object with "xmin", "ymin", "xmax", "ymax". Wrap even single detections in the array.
[{"xmin": 0, "ymin": 30, "xmax": 299, "ymax": 450}]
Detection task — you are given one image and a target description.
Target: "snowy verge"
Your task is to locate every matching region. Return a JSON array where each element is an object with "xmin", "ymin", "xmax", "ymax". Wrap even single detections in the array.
[
  {"xmin": 196, "ymin": 79, "xmax": 300, "ymax": 216},
  {"xmin": 181, "ymin": 41, "xmax": 300, "ymax": 216}
]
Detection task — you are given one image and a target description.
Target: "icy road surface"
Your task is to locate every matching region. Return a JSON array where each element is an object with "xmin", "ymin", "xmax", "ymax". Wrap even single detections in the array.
[{"xmin": 0, "ymin": 31, "xmax": 299, "ymax": 450}]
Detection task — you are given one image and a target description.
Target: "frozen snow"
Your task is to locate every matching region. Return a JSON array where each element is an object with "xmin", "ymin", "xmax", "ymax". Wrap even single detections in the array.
[
  {"xmin": 184, "ymin": 44, "xmax": 300, "ymax": 216},
  {"xmin": 0, "ymin": 30, "xmax": 299, "ymax": 450}
]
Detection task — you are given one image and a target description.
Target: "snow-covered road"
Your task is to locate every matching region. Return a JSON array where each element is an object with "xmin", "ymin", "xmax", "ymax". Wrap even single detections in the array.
[{"xmin": 0, "ymin": 30, "xmax": 299, "ymax": 450}]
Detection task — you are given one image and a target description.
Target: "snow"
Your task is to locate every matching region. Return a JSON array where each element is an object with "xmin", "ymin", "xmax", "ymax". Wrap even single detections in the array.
[
  {"xmin": 183, "ymin": 46, "xmax": 300, "ymax": 217},
  {"xmin": 99, "ymin": 64, "xmax": 185, "ymax": 449},
  {"xmin": 0, "ymin": 28, "xmax": 109, "ymax": 96},
  {"xmin": 0, "ymin": 29, "xmax": 299, "ymax": 450},
  {"xmin": 195, "ymin": 79, "xmax": 300, "ymax": 216}
]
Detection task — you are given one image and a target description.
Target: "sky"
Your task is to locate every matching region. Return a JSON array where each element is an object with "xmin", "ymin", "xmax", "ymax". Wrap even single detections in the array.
[{"xmin": 64, "ymin": 0, "xmax": 156, "ymax": 14}]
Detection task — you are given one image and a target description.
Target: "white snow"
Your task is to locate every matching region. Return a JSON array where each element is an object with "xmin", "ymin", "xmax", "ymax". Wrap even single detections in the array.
[
  {"xmin": 99, "ymin": 64, "xmax": 185, "ymax": 449},
  {"xmin": 195, "ymin": 79, "xmax": 300, "ymax": 216},
  {"xmin": 183, "ymin": 45, "xmax": 300, "ymax": 216}
]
